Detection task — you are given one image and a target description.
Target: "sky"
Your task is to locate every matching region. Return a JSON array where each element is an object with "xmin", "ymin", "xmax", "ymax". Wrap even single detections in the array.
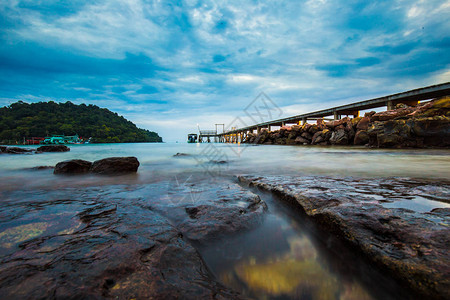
[{"xmin": 1, "ymin": 0, "xmax": 449, "ymax": 142}]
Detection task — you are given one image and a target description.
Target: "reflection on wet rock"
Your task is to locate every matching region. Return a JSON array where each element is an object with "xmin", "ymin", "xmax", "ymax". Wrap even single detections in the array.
[
  {"xmin": 234, "ymin": 258, "xmax": 338, "ymax": 298},
  {"xmin": 0, "ymin": 222, "xmax": 48, "ymax": 249}
]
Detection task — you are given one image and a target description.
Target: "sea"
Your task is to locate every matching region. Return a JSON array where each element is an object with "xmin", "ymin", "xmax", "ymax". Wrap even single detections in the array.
[{"xmin": 0, "ymin": 142, "xmax": 449, "ymax": 299}]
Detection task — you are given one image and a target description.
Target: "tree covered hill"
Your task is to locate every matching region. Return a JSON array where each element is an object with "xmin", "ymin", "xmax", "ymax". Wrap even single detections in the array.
[{"xmin": 0, "ymin": 101, "xmax": 162, "ymax": 143}]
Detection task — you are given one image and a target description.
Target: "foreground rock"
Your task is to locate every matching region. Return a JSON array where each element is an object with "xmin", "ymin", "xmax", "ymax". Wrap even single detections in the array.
[
  {"xmin": 90, "ymin": 157, "xmax": 139, "ymax": 175},
  {"xmin": 54, "ymin": 159, "xmax": 92, "ymax": 174},
  {"xmin": 238, "ymin": 175, "xmax": 450, "ymax": 300},
  {"xmin": 53, "ymin": 157, "xmax": 140, "ymax": 175},
  {"xmin": 104, "ymin": 175, "xmax": 267, "ymax": 244},
  {"xmin": 37, "ymin": 145, "xmax": 70, "ymax": 152},
  {"xmin": 243, "ymin": 96, "xmax": 450, "ymax": 148},
  {"xmin": 0, "ymin": 179, "xmax": 261, "ymax": 298}
]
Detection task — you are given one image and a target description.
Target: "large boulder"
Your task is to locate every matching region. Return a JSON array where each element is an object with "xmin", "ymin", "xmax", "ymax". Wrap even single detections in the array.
[
  {"xmin": 409, "ymin": 116, "xmax": 450, "ymax": 147},
  {"xmin": 301, "ymin": 131, "xmax": 312, "ymax": 140},
  {"xmin": 37, "ymin": 145, "xmax": 70, "ymax": 152},
  {"xmin": 356, "ymin": 116, "xmax": 371, "ymax": 130},
  {"xmin": 354, "ymin": 130, "xmax": 369, "ymax": 145},
  {"xmin": 91, "ymin": 157, "xmax": 140, "ymax": 175},
  {"xmin": 329, "ymin": 129, "xmax": 349, "ymax": 145},
  {"xmin": 54, "ymin": 159, "xmax": 92, "ymax": 175},
  {"xmin": 376, "ymin": 120, "xmax": 412, "ymax": 148},
  {"xmin": 294, "ymin": 136, "xmax": 309, "ymax": 144}
]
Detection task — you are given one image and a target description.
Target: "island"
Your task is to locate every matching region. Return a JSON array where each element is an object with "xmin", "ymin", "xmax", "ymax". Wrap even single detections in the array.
[{"xmin": 0, "ymin": 101, "xmax": 162, "ymax": 144}]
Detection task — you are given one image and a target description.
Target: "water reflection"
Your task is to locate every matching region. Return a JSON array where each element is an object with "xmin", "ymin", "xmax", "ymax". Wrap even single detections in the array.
[{"xmin": 199, "ymin": 196, "xmax": 374, "ymax": 300}]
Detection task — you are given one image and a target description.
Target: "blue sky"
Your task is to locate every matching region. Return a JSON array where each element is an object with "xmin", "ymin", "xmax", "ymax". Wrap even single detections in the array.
[{"xmin": 1, "ymin": 0, "xmax": 449, "ymax": 141}]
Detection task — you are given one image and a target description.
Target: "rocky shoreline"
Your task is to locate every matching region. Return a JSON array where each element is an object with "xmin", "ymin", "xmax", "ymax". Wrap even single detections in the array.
[
  {"xmin": 0, "ymin": 177, "xmax": 267, "ymax": 299},
  {"xmin": 243, "ymin": 97, "xmax": 449, "ymax": 148},
  {"xmin": 238, "ymin": 175, "xmax": 450, "ymax": 300}
]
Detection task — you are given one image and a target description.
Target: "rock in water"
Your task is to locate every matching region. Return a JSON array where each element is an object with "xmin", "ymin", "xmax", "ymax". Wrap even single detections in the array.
[
  {"xmin": 1, "ymin": 146, "xmax": 34, "ymax": 154},
  {"xmin": 91, "ymin": 157, "xmax": 140, "ymax": 174},
  {"xmin": 54, "ymin": 160, "xmax": 92, "ymax": 174},
  {"xmin": 173, "ymin": 152, "xmax": 190, "ymax": 157},
  {"xmin": 37, "ymin": 145, "xmax": 70, "ymax": 152}
]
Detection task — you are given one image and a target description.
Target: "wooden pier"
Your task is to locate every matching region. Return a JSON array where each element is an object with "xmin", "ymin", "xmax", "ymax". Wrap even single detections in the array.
[{"xmin": 218, "ymin": 82, "xmax": 450, "ymax": 143}]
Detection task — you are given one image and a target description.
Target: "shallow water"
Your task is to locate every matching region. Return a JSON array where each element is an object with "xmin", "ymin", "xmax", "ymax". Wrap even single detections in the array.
[{"xmin": 0, "ymin": 143, "xmax": 449, "ymax": 299}]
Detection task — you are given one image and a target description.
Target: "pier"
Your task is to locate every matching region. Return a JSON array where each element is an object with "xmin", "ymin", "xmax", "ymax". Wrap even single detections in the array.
[{"xmin": 218, "ymin": 82, "xmax": 450, "ymax": 143}]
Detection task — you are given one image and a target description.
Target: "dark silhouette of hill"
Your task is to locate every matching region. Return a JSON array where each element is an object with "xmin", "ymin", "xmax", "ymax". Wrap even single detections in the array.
[{"xmin": 0, "ymin": 101, "xmax": 162, "ymax": 143}]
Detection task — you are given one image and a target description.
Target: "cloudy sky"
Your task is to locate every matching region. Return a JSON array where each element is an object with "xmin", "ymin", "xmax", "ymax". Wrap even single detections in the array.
[{"xmin": 1, "ymin": 0, "xmax": 449, "ymax": 141}]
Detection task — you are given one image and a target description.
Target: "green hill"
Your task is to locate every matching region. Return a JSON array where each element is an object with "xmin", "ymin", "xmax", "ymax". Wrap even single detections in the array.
[{"xmin": 0, "ymin": 101, "xmax": 162, "ymax": 143}]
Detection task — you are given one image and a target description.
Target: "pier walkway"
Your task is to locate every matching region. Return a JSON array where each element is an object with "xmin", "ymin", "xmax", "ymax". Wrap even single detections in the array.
[{"xmin": 218, "ymin": 82, "xmax": 450, "ymax": 142}]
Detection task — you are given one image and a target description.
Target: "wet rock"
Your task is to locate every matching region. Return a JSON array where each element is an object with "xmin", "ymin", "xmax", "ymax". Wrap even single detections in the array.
[
  {"xmin": 409, "ymin": 116, "xmax": 450, "ymax": 147},
  {"xmin": 294, "ymin": 136, "xmax": 309, "ymax": 144},
  {"xmin": 0, "ymin": 185, "xmax": 241, "ymax": 299},
  {"xmin": 238, "ymin": 175, "xmax": 450, "ymax": 300},
  {"xmin": 37, "ymin": 145, "xmax": 70, "ymax": 152},
  {"xmin": 326, "ymin": 117, "xmax": 349, "ymax": 129},
  {"xmin": 411, "ymin": 97, "xmax": 450, "ymax": 118},
  {"xmin": 91, "ymin": 157, "xmax": 140, "ymax": 175},
  {"xmin": 54, "ymin": 159, "xmax": 92, "ymax": 174},
  {"xmin": 396, "ymin": 103, "xmax": 410, "ymax": 109},
  {"xmin": 210, "ymin": 160, "xmax": 228, "ymax": 164},
  {"xmin": 354, "ymin": 130, "xmax": 369, "ymax": 145},
  {"xmin": 351, "ymin": 116, "xmax": 362, "ymax": 127},
  {"xmin": 329, "ymin": 129, "xmax": 348, "ymax": 145},
  {"xmin": 308, "ymin": 124, "xmax": 320, "ymax": 134},
  {"xmin": 356, "ymin": 116, "xmax": 371, "ymax": 131},
  {"xmin": 173, "ymin": 152, "xmax": 190, "ymax": 157},
  {"xmin": 28, "ymin": 166, "xmax": 55, "ymax": 171},
  {"xmin": 153, "ymin": 179, "xmax": 267, "ymax": 244},
  {"xmin": 301, "ymin": 132, "xmax": 312, "ymax": 140},
  {"xmin": 1, "ymin": 146, "xmax": 34, "ymax": 154},
  {"xmin": 310, "ymin": 131, "xmax": 322, "ymax": 145},
  {"xmin": 372, "ymin": 107, "xmax": 416, "ymax": 121}
]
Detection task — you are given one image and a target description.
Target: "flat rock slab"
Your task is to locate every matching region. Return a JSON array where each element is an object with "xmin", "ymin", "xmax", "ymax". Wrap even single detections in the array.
[
  {"xmin": 238, "ymin": 175, "xmax": 450, "ymax": 300},
  {"xmin": 100, "ymin": 176, "xmax": 268, "ymax": 244},
  {"xmin": 0, "ymin": 178, "xmax": 266, "ymax": 298}
]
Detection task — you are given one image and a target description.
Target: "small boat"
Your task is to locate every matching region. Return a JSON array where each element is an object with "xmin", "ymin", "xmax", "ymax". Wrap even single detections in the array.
[{"xmin": 187, "ymin": 134, "xmax": 197, "ymax": 143}]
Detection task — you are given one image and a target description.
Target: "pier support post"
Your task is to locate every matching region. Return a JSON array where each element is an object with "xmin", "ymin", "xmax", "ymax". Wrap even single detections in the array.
[
  {"xmin": 387, "ymin": 100, "xmax": 394, "ymax": 110},
  {"xmin": 302, "ymin": 117, "xmax": 307, "ymax": 125},
  {"xmin": 334, "ymin": 111, "xmax": 339, "ymax": 120}
]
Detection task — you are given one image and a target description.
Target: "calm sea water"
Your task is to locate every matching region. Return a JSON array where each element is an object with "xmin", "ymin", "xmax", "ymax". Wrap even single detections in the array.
[
  {"xmin": 1, "ymin": 142, "xmax": 450, "ymax": 189},
  {"xmin": 1, "ymin": 143, "xmax": 449, "ymax": 299}
]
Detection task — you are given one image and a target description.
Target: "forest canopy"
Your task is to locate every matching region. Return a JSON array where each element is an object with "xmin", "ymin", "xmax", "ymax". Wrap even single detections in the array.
[{"xmin": 0, "ymin": 101, "xmax": 162, "ymax": 143}]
